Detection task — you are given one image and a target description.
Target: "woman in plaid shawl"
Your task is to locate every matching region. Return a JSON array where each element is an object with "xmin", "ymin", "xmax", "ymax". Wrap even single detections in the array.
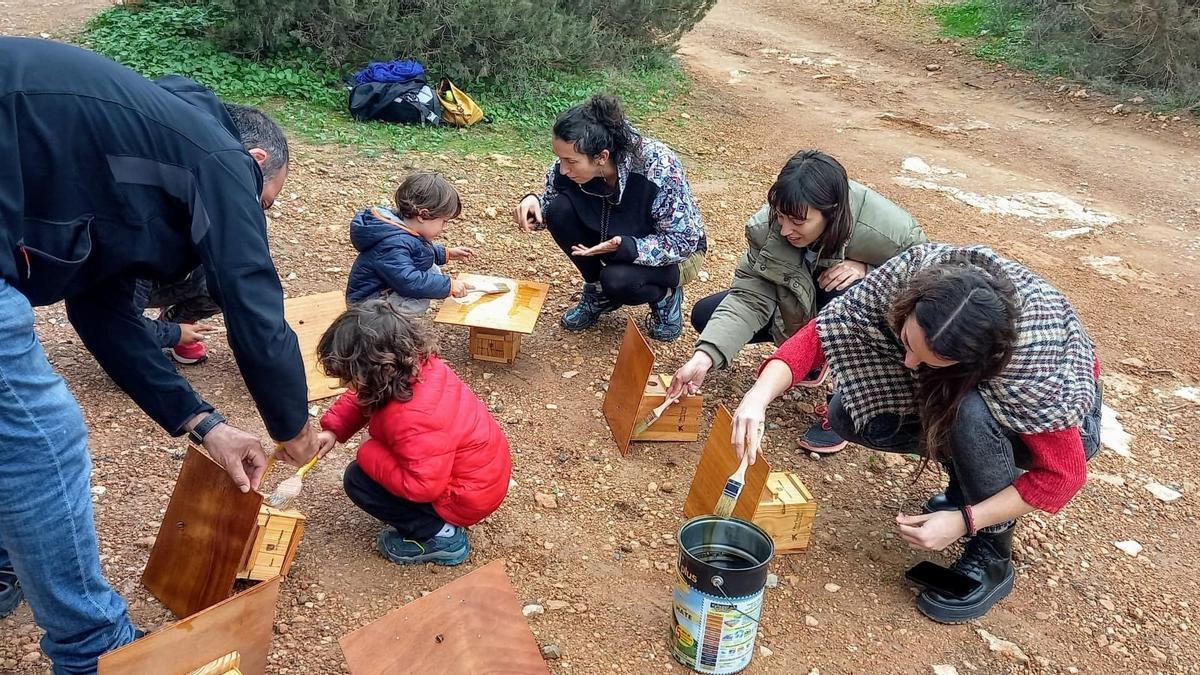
[{"xmin": 731, "ymin": 243, "xmax": 1102, "ymax": 623}]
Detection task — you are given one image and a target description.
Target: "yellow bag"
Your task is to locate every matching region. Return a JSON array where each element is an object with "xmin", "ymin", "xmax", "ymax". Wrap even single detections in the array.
[{"xmin": 436, "ymin": 78, "xmax": 487, "ymax": 127}]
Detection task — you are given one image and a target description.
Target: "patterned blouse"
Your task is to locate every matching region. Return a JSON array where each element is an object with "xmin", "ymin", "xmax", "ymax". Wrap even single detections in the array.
[{"xmin": 536, "ymin": 128, "xmax": 707, "ymax": 267}]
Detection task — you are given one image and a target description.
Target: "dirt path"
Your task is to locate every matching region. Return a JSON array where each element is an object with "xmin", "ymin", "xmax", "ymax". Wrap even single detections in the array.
[
  {"xmin": 0, "ymin": 0, "xmax": 109, "ymax": 37},
  {"xmin": 1, "ymin": 1, "xmax": 1198, "ymax": 674}
]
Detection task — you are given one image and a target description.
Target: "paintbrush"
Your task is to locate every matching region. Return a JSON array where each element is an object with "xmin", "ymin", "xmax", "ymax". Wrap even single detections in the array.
[
  {"xmin": 265, "ymin": 453, "xmax": 320, "ymax": 509},
  {"xmin": 472, "ymin": 280, "xmax": 512, "ymax": 295},
  {"xmin": 632, "ymin": 394, "xmax": 681, "ymax": 437},
  {"xmin": 713, "ymin": 456, "xmax": 750, "ymax": 518}
]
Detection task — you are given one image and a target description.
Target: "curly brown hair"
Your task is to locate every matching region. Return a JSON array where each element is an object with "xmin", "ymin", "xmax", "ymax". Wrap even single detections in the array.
[
  {"xmin": 316, "ymin": 300, "xmax": 439, "ymax": 412},
  {"xmin": 393, "ymin": 171, "xmax": 462, "ymax": 221}
]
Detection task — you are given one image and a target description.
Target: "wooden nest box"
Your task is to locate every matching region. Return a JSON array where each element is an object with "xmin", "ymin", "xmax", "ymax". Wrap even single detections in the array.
[
  {"xmin": 684, "ymin": 406, "xmax": 817, "ymax": 554},
  {"xmin": 237, "ymin": 505, "xmax": 305, "ymax": 581},
  {"xmin": 602, "ymin": 317, "xmax": 704, "ymax": 454},
  {"xmin": 434, "ymin": 274, "xmax": 550, "ymax": 365}
]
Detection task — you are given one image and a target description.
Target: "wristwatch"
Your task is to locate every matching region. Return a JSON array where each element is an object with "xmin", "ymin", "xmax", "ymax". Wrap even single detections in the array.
[{"xmin": 187, "ymin": 411, "xmax": 226, "ymax": 445}]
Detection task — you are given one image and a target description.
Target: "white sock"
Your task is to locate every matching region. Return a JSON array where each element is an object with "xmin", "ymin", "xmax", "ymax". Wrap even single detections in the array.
[{"xmin": 435, "ymin": 523, "xmax": 457, "ymax": 538}]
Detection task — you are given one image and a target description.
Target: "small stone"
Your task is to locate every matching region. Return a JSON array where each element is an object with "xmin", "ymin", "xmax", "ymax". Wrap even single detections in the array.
[
  {"xmin": 573, "ymin": 603, "xmax": 588, "ymax": 613},
  {"xmin": 765, "ymin": 573, "xmax": 779, "ymax": 588},
  {"xmin": 654, "ymin": 561, "xmax": 670, "ymax": 571},
  {"xmin": 824, "ymin": 583, "xmax": 841, "ymax": 593},
  {"xmin": 1149, "ymin": 646, "xmax": 1167, "ymax": 662},
  {"xmin": 546, "ymin": 600, "xmax": 570, "ymax": 611},
  {"xmin": 542, "ymin": 644, "xmax": 562, "ymax": 660},
  {"xmin": 545, "ymin": 404, "xmax": 558, "ymax": 410},
  {"xmin": 1119, "ymin": 357, "xmax": 1146, "ymax": 368},
  {"xmin": 1145, "ymin": 482, "xmax": 1182, "ymax": 502},
  {"xmin": 286, "ymin": 272, "xmax": 298, "ymax": 280},
  {"xmin": 925, "ymin": 63, "xmax": 943, "ymax": 72},
  {"xmin": 135, "ymin": 536, "xmax": 156, "ymax": 549},
  {"xmin": 561, "ymin": 371, "xmax": 579, "ymax": 379},
  {"xmin": 648, "ymin": 482, "xmax": 658, "ymax": 493},
  {"xmin": 977, "ymin": 629, "xmax": 1029, "ymax": 663},
  {"xmin": 534, "ymin": 492, "xmax": 559, "ymax": 509},
  {"xmin": 660, "ymin": 481, "xmax": 676, "ymax": 493},
  {"xmin": 543, "ymin": 541, "xmax": 555, "ymax": 550},
  {"xmin": 22, "ymin": 652, "xmax": 41, "ymax": 664},
  {"xmin": 759, "ymin": 645, "xmax": 773, "ymax": 657},
  {"xmin": 1099, "ymin": 598, "xmax": 1116, "ymax": 611},
  {"xmin": 932, "ymin": 667, "xmax": 958, "ymax": 675},
  {"xmin": 1089, "ymin": 472, "xmax": 1126, "ymax": 487},
  {"xmin": 1114, "ymin": 540, "xmax": 1143, "ymax": 557},
  {"xmin": 522, "ymin": 604, "xmax": 545, "ymax": 617},
  {"xmin": 91, "ymin": 485, "xmax": 107, "ymax": 496},
  {"xmin": 805, "ymin": 615, "xmax": 819, "ymax": 627},
  {"xmin": 1035, "ymin": 611, "xmax": 1052, "ymax": 621},
  {"xmin": 809, "ymin": 452, "xmax": 821, "ymax": 461},
  {"xmin": 484, "ymin": 207, "xmax": 498, "ymax": 219}
]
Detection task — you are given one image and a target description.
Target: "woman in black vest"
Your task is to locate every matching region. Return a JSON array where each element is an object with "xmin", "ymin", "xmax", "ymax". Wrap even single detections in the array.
[{"xmin": 513, "ymin": 94, "xmax": 707, "ymax": 341}]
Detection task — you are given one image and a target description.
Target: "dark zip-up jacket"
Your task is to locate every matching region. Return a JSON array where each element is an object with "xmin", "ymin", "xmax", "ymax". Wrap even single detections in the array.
[{"xmin": 0, "ymin": 38, "xmax": 307, "ymax": 440}]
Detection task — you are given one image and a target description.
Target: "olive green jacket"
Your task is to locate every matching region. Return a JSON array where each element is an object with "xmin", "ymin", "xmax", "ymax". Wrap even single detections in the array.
[{"xmin": 696, "ymin": 181, "xmax": 927, "ymax": 369}]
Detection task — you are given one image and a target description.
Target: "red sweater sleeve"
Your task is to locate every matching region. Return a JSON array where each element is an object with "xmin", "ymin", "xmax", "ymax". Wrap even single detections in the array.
[
  {"xmin": 760, "ymin": 319, "xmax": 826, "ymax": 386},
  {"xmin": 320, "ymin": 390, "xmax": 369, "ymax": 443},
  {"xmin": 1013, "ymin": 428, "xmax": 1088, "ymax": 513}
]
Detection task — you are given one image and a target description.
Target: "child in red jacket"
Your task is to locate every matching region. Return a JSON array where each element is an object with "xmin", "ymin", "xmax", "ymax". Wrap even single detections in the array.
[{"xmin": 315, "ymin": 300, "xmax": 511, "ymax": 566}]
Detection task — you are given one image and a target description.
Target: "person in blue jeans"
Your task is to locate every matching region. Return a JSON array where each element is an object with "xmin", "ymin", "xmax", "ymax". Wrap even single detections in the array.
[{"xmin": 0, "ymin": 38, "xmax": 320, "ymax": 673}]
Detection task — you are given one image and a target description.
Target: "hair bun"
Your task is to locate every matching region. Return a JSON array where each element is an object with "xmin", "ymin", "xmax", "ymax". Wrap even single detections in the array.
[{"xmin": 584, "ymin": 93, "xmax": 625, "ymax": 131}]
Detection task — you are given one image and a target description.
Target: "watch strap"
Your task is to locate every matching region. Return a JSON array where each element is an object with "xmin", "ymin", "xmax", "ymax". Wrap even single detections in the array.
[{"xmin": 187, "ymin": 411, "xmax": 226, "ymax": 445}]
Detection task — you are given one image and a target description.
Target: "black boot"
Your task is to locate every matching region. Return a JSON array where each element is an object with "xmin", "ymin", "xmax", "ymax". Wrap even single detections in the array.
[
  {"xmin": 922, "ymin": 467, "xmax": 964, "ymax": 513},
  {"xmin": 922, "ymin": 492, "xmax": 962, "ymax": 514},
  {"xmin": 917, "ymin": 525, "xmax": 1015, "ymax": 624}
]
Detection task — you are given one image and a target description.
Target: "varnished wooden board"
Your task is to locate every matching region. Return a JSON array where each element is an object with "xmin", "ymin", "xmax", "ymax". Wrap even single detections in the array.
[
  {"xmin": 99, "ymin": 576, "xmax": 280, "ymax": 675},
  {"xmin": 601, "ymin": 317, "xmax": 657, "ymax": 455},
  {"xmin": 143, "ymin": 446, "xmax": 264, "ymax": 617},
  {"xmin": 339, "ymin": 560, "xmax": 547, "ymax": 675},
  {"xmin": 283, "ymin": 290, "xmax": 346, "ymax": 401},
  {"xmin": 432, "ymin": 274, "xmax": 549, "ymax": 334},
  {"xmin": 683, "ymin": 405, "xmax": 772, "ymax": 521}
]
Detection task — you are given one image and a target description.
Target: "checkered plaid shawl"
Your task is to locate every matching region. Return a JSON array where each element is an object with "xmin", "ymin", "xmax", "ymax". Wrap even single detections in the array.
[{"xmin": 816, "ymin": 244, "xmax": 1096, "ymax": 435}]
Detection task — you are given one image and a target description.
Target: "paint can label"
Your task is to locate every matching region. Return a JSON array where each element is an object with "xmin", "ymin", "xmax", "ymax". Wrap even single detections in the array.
[{"xmin": 670, "ymin": 575, "xmax": 762, "ymax": 674}]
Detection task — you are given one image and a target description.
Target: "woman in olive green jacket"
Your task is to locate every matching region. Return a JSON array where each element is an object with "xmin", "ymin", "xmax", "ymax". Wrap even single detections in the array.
[{"xmin": 668, "ymin": 150, "xmax": 928, "ymax": 453}]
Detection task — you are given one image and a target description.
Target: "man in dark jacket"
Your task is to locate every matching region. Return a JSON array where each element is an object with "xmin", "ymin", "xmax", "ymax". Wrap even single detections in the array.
[{"xmin": 0, "ymin": 38, "xmax": 317, "ymax": 672}]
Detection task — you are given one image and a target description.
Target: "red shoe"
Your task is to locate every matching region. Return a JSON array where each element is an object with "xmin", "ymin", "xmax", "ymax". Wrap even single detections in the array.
[{"xmin": 168, "ymin": 326, "xmax": 208, "ymax": 365}]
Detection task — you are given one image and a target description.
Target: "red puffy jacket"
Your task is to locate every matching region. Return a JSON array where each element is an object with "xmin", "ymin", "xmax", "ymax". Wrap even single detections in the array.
[{"xmin": 320, "ymin": 356, "xmax": 511, "ymax": 526}]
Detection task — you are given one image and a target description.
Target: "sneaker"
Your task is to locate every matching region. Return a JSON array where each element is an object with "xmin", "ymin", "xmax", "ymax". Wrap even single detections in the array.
[
  {"xmin": 376, "ymin": 527, "xmax": 470, "ymax": 566},
  {"xmin": 168, "ymin": 324, "xmax": 208, "ymax": 365},
  {"xmin": 798, "ymin": 404, "xmax": 848, "ymax": 454},
  {"xmin": 0, "ymin": 566, "xmax": 23, "ymax": 619},
  {"xmin": 645, "ymin": 287, "xmax": 684, "ymax": 342},
  {"xmin": 917, "ymin": 525, "xmax": 1016, "ymax": 624},
  {"xmin": 561, "ymin": 282, "xmax": 615, "ymax": 331}
]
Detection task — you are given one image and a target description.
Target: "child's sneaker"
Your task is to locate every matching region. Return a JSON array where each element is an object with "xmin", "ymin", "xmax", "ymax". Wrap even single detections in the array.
[
  {"xmin": 376, "ymin": 527, "xmax": 470, "ymax": 566},
  {"xmin": 645, "ymin": 287, "xmax": 684, "ymax": 342},
  {"xmin": 166, "ymin": 323, "xmax": 208, "ymax": 365}
]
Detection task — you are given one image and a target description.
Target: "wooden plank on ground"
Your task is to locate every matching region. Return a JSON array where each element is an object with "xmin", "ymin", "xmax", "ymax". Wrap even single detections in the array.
[
  {"xmin": 99, "ymin": 576, "xmax": 280, "ymax": 675},
  {"xmin": 284, "ymin": 290, "xmax": 346, "ymax": 401},
  {"xmin": 142, "ymin": 446, "xmax": 263, "ymax": 617},
  {"xmin": 339, "ymin": 560, "xmax": 546, "ymax": 675},
  {"xmin": 683, "ymin": 405, "xmax": 772, "ymax": 521},
  {"xmin": 600, "ymin": 317, "xmax": 657, "ymax": 455}
]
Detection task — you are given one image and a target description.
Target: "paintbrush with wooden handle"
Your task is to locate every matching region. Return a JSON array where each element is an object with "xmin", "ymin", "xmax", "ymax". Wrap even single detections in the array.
[
  {"xmin": 265, "ymin": 453, "xmax": 320, "ymax": 510},
  {"xmin": 631, "ymin": 394, "xmax": 681, "ymax": 437},
  {"xmin": 713, "ymin": 455, "xmax": 750, "ymax": 518}
]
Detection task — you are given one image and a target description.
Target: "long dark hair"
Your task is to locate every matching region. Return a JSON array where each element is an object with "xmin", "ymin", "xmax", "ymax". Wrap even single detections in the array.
[
  {"xmin": 552, "ymin": 93, "xmax": 641, "ymax": 165},
  {"xmin": 888, "ymin": 263, "xmax": 1019, "ymax": 468},
  {"xmin": 767, "ymin": 150, "xmax": 853, "ymax": 257},
  {"xmin": 316, "ymin": 300, "xmax": 439, "ymax": 412}
]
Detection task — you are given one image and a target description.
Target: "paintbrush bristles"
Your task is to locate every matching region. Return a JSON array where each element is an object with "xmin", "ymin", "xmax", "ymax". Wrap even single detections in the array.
[
  {"xmin": 265, "ymin": 475, "xmax": 302, "ymax": 509},
  {"xmin": 712, "ymin": 486, "xmax": 739, "ymax": 518}
]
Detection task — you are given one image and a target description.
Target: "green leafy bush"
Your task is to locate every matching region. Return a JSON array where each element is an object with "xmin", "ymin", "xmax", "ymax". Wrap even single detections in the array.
[{"xmin": 214, "ymin": 0, "xmax": 715, "ymax": 87}]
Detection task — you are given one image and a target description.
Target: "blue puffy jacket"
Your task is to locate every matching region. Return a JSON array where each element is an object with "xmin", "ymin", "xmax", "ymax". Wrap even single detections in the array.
[{"xmin": 345, "ymin": 207, "xmax": 450, "ymax": 303}]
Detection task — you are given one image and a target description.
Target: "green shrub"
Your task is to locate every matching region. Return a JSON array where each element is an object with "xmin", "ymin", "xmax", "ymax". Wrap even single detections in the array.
[
  {"xmin": 83, "ymin": 1, "xmax": 690, "ymax": 156},
  {"xmin": 930, "ymin": 0, "xmax": 1200, "ymax": 110},
  {"xmin": 214, "ymin": 0, "xmax": 715, "ymax": 88}
]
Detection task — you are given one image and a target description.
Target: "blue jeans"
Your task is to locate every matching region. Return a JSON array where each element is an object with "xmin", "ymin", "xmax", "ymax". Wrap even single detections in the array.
[{"xmin": 0, "ymin": 280, "xmax": 137, "ymax": 673}]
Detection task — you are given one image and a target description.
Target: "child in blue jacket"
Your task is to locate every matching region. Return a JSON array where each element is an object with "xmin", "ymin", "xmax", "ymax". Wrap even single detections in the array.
[{"xmin": 346, "ymin": 172, "xmax": 475, "ymax": 313}]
